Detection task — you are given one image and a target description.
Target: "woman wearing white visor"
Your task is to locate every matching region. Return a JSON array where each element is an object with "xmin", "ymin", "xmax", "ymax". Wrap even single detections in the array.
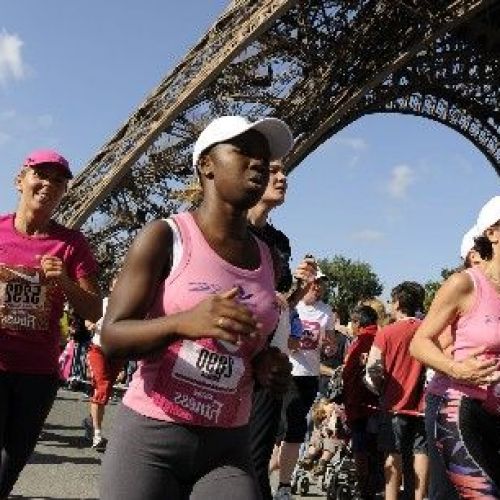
[{"xmin": 411, "ymin": 196, "xmax": 500, "ymax": 498}]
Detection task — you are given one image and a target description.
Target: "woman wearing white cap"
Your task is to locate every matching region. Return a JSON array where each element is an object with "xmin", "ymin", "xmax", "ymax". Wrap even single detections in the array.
[
  {"xmin": 460, "ymin": 225, "xmax": 482, "ymax": 268},
  {"xmin": 423, "ymin": 225, "xmax": 483, "ymax": 500},
  {"xmin": 410, "ymin": 196, "xmax": 500, "ymax": 498},
  {"xmin": 100, "ymin": 116, "xmax": 294, "ymax": 500},
  {"xmin": 0, "ymin": 150, "xmax": 101, "ymax": 498}
]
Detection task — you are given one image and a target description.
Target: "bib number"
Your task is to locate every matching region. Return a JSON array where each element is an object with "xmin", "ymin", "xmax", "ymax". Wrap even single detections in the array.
[
  {"xmin": 2, "ymin": 282, "xmax": 44, "ymax": 308},
  {"xmin": 0, "ymin": 272, "xmax": 49, "ymax": 332},
  {"xmin": 172, "ymin": 341, "xmax": 244, "ymax": 393}
]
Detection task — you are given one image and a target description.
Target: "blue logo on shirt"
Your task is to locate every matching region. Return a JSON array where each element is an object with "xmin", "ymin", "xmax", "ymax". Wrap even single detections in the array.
[{"xmin": 188, "ymin": 282, "xmax": 254, "ymax": 302}]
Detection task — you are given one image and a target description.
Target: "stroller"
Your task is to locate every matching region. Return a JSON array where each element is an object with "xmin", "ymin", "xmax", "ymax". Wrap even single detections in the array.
[
  {"xmin": 325, "ymin": 443, "xmax": 362, "ymax": 499},
  {"xmin": 290, "ymin": 400, "xmax": 349, "ymax": 497},
  {"xmin": 291, "ymin": 440, "xmax": 362, "ymax": 498},
  {"xmin": 291, "ymin": 442, "xmax": 346, "ymax": 497}
]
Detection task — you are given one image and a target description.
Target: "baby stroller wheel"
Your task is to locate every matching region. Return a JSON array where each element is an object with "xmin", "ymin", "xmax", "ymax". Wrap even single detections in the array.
[
  {"xmin": 326, "ymin": 471, "xmax": 338, "ymax": 499},
  {"xmin": 336, "ymin": 484, "xmax": 351, "ymax": 499},
  {"xmin": 322, "ymin": 464, "xmax": 333, "ymax": 491},
  {"xmin": 291, "ymin": 466, "xmax": 303, "ymax": 495},
  {"xmin": 299, "ymin": 476, "xmax": 310, "ymax": 496}
]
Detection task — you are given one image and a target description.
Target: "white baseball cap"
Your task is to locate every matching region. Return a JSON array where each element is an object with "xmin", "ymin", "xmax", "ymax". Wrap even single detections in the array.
[
  {"xmin": 315, "ymin": 268, "xmax": 328, "ymax": 280},
  {"xmin": 460, "ymin": 225, "xmax": 479, "ymax": 259},
  {"xmin": 476, "ymin": 196, "xmax": 500, "ymax": 235},
  {"xmin": 192, "ymin": 115, "xmax": 294, "ymax": 167}
]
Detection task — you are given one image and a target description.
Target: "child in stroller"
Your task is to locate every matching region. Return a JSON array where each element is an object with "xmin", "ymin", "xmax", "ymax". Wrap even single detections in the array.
[{"xmin": 291, "ymin": 398, "xmax": 348, "ymax": 495}]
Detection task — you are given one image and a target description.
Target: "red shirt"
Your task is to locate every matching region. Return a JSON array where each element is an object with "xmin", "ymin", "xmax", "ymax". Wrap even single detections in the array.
[
  {"xmin": 342, "ymin": 325, "xmax": 378, "ymax": 423},
  {"xmin": 374, "ymin": 318, "xmax": 425, "ymax": 415}
]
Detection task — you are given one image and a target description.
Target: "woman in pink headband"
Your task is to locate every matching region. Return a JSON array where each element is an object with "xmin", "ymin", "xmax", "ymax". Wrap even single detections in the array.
[{"xmin": 0, "ymin": 149, "xmax": 101, "ymax": 499}]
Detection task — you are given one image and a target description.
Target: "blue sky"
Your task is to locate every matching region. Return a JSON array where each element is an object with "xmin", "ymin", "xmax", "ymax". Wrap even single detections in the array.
[{"xmin": 1, "ymin": 1, "xmax": 498, "ymax": 298}]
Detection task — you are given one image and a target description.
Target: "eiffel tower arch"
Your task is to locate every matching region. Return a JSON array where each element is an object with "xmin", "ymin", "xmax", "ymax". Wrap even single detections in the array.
[{"xmin": 55, "ymin": 0, "xmax": 500, "ymax": 282}]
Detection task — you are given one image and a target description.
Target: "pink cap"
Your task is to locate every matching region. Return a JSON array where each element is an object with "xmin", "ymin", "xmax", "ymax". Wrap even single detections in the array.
[{"xmin": 23, "ymin": 149, "xmax": 72, "ymax": 179}]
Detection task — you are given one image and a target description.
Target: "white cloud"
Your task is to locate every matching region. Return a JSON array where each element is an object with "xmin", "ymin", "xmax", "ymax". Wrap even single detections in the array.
[
  {"xmin": 387, "ymin": 164, "xmax": 415, "ymax": 198},
  {"xmin": 0, "ymin": 110, "xmax": 55, "ymax": 150},
  {"xmin": 3, "ymin": 110, "xmax": 54, "ymax": 132},
  {"xmin": 0, "ymin": 131, "xmax": 11, "ymax": 146},
  {"xmin": 0, "ymin": 30, "xmax": 26, "ymax": 85},
  {"xmin": 335, "ymin": 136, "xmax": 368, "ymax": 151},
  {"xmin": 348, "ymin": 155, "xmax": 360, "ymax": 168},
  {"xmin": 351, "ymin": 229, "xmax": 384, "ymax": 241}
]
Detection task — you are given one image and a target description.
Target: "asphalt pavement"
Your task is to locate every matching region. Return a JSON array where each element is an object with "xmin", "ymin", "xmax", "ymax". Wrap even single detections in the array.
[{"xmin": 11, "ymin": 388, "xmax": 325, "ymax": 500}]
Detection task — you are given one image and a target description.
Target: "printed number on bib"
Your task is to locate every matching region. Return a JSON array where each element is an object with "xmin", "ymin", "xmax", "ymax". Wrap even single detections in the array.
[
  {"xmin": 172, "ymin": 341, "xmax": 244, "ymax": 393},
  {"xmin": 0, "ymin": 266, "xmax": 50, "ymax": 332},
  {"xmin": 0, "ymin": 282, "xmax": 45, "ymax": 309}
]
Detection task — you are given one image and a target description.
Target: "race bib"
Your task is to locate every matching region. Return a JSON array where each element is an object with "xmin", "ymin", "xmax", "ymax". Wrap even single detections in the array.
[
  {"xmin": 0, "ymin": 265, "xmax": 51, "ymax": 333},
  {"xmin": 172, "ymin": 341, "xmax": 244, "ymax": 393},
  {"xmin": 152, "ymin": 340, "xmax": 249, "ymax": 426}
]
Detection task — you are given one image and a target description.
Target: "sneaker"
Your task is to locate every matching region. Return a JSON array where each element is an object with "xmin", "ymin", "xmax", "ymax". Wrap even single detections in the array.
[
  {"xmin": 92, "ymin": 435, "xmax": 108, "ymax": 452},
  {"xmin": 82, "ymin": 416, "xmax": 93, "ymax": 441},
  {"xmin": 273, "ymin": 485, "xmax": 292, "ymax": 500}
]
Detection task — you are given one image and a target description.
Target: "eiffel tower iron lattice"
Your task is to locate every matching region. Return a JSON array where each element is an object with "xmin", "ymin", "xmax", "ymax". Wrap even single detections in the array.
[{"xmin": 55, "ymin": 0, "xmax": 500, "ymax": 281}]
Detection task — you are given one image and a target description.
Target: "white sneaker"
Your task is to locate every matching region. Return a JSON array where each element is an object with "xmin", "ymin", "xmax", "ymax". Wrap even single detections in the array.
[
  {"xmin": 92, "ymin": 435, "xmax": 108, "ymax": 452},
  {"xmin": 273, "ymin": 486, "xmax": 292, "ymax": 500}
]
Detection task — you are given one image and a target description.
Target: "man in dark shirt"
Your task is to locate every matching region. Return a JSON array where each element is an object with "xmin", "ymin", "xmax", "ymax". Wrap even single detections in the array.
[
  {"xmin": 247, "ymin": 159, "xmax": 314, "ymax": 500},
  {"xmin": 318, "ymin": 329, "xmax": 348, "ymax": 397},
  {"xmin": 249, "ymin": 222, "xmax": 293, "ymax": 294}
]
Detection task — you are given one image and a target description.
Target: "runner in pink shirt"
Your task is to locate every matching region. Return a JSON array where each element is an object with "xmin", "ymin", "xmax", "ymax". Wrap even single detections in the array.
[
  {"xmin": 411, "ymin": 196, "xmax": 500, "ymax": 498},
  {"xmin": 0, "ymin": 150, "xmax": 101, "ymax": 499},
  {"xmin": 100, "ymin": 116, "xmax": 294, "ymax": 500}
]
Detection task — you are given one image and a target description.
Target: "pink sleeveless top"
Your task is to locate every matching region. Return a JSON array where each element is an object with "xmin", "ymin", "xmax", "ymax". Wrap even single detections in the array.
[
  {"xmin": 123, "ymin": 212, "xmax": 279, "ymax": 427},
  {"xmin": 446, "ymin": 267, "xmax": 500, "ymax": 410}
]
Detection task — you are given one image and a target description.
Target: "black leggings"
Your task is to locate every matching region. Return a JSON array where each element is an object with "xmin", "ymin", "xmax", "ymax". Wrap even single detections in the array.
[
  {"xmin": 101, "ymin": 404, "xmax": 262, "ymax": 500},
  {"xmin": 436, "ymin": 391, "xmax": 500, "ymax": 498},
  {"xmin": 278, "ymin": 376, "xmax": 318, "ymax": 443},
  {"xmin": 0, "ymin": 371, "xmax": 59, "ymax": 498},
  {"xmin": 249, "ymin": 386, "xmax": 283, "ymax": 500}
]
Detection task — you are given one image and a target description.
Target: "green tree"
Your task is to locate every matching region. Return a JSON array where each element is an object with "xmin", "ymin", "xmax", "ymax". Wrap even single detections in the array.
[
  {"xmin": 317, "ymin": 255, "xmax": 383, "ymax": 324},
  {"xmin": 423, "ymin": 267, "xmax": 457, "ymax": 312}
]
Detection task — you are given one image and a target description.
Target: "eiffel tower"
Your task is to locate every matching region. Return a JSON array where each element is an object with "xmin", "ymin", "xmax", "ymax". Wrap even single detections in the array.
[{"xmin": 55, "ymin": 0, "xmax": 500, "ymax": 282}]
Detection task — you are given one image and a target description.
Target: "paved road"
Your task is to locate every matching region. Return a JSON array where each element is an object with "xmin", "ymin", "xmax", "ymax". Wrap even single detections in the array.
[
  {"xmin": 11, "ymin": 388, "xmax": 110, "ymax": 499},
  {"xmin": 11, "ymin": 388, "xmax": 325, "ymax": 499}
]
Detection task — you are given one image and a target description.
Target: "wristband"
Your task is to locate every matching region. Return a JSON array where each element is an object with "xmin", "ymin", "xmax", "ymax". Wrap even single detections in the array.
[{"xmin": 289, "ymin": 308, "xmax": 303, "ymax": 339}]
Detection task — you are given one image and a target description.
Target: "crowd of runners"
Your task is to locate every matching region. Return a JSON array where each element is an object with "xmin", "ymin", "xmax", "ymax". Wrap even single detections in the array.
[{"xmin": 0, "ymin": 115, "xmax": 499, "ymax": 500}]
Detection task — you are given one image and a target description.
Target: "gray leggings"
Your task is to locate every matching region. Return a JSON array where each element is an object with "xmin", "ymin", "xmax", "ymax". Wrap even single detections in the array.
[{"xmin": 101, "ymin": 404, "xmax": 262, "ymax": 500}]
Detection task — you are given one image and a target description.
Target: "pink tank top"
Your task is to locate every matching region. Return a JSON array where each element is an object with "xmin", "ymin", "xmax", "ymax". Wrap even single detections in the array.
[
  {"xmin": 123, "ymin": 212, "xmax": 279, "ymax": 427},
  {"xmin": 447, "ymin": 267, "xmax": 500, "ymax": 409}
]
